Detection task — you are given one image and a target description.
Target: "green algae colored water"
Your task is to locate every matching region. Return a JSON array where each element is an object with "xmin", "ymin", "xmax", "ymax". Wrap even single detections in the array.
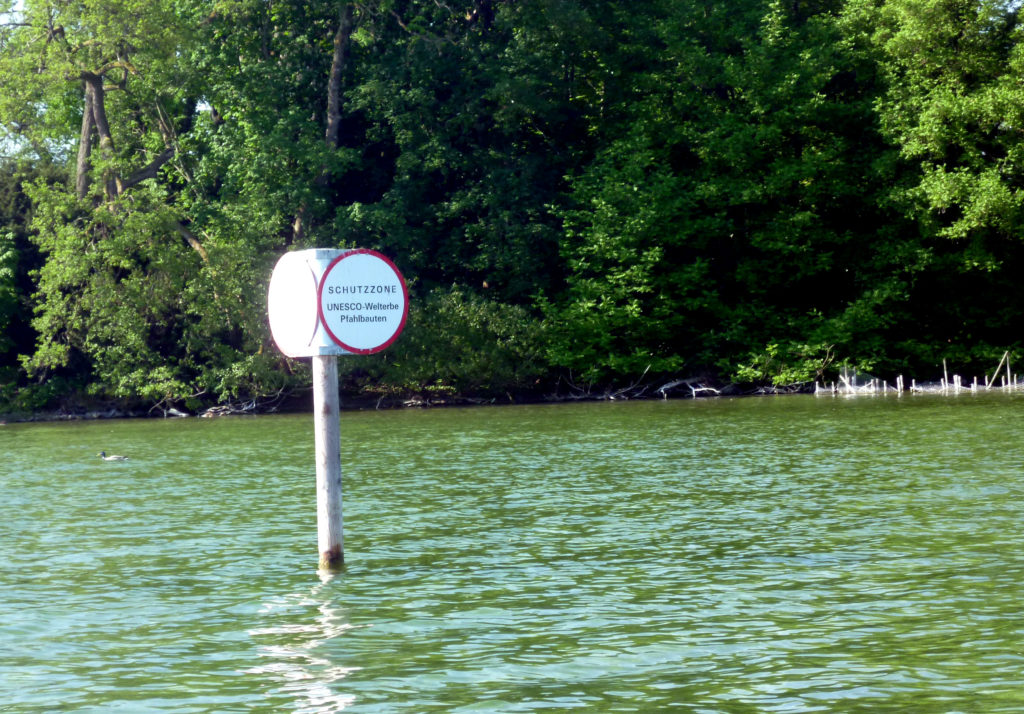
[{"xmin": 3, "ymin": 394, "xmax": 1024, "ymax": 712}]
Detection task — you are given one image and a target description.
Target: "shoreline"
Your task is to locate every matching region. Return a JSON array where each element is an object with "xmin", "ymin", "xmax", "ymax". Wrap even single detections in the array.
[
  {"xmin": 0, "ymin": 378, "xmax": 762, "ymax": 423},
  {"xmin": 5, "ymin": 376, "xmax": 1023, "ymax": 425}
]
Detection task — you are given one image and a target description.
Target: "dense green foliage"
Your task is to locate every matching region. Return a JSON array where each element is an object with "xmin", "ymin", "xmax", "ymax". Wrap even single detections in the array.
[{"xmin": 2, "ymin": 0, "xmax": 1023, "ymax": 411}]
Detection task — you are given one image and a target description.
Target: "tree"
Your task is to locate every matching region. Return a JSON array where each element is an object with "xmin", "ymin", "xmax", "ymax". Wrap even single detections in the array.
[
  {"xmin": 546, "ymin": 0, "xmax": 907, "ymax": 383},
  {"xmin": 2, "ymin": 0, "xmax": 564, "ymax": 406},
  {"xmin": 324, "ymin": 0, "xmax": 573, "ymax": 302},
  {"xmin": 0, "ymin": 0, "xmax": 293, "ymax": 405},
  {"xmin": 849, "ymin": 0, "xmax": 1024, "ymax": 372}
]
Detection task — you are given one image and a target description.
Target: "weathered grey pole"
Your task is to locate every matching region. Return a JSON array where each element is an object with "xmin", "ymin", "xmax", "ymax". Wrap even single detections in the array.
[{"xmin": 312, "ymin": 354, "xmax": 344, "ymax": 569}]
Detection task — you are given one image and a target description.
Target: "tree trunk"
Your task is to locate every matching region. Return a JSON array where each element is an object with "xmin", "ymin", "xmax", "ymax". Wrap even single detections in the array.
[
  {"xmin": 81, "ymin": 72, "xmax": 118, "ymax": 200},
  {"xmin": 325, "ymin": 3, "xmax": 355, "ymax": 149},
  {"xmin": 77, "ymin": 71, "xmax": 179, "ymax": 201},
  {"xmin": 291, "ymin": 2, "xmax": 356, "ymax": 244},
  {"xmin": 76, "ymin": 86, "xmax": 95, "ymax": 199}
]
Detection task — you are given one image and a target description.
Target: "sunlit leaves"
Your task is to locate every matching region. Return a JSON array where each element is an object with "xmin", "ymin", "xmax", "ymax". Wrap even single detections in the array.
[{"xmin": 872, "ymin": 0, "xmax": 1024, "ymax": 240}]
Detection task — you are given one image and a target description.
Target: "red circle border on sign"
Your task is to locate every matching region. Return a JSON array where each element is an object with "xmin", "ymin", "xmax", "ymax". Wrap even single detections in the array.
[{"xmin": 316, "ymin": 249, "xmax": 409, "ymax": 355}]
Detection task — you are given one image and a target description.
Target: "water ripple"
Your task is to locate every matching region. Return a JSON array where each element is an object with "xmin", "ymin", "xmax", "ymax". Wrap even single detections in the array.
[{"xmin": 4, "ymin": 398, "xmax": 1024, "ymax": 711}]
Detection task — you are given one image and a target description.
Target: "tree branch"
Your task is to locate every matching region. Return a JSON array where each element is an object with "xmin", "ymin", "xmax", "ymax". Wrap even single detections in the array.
[
  {"xmin": 388, "ymin": 9, "xmax": 447, "ymax": 48},
  {"xmin": 119, "ymin": 147, "xmax": 174, "ymax": 191},
  {"xmin": 94, "ymin": 59, "xmax": 138, "ymax": 77},
  {"xmin": 175, "ymin": 223, "xmax": 209, "ymax": 262}
]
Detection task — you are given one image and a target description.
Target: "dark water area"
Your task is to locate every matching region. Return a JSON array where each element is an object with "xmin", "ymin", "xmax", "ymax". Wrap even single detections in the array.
[{"xmin": 3, "ymin": 394, "xmax": 1024, "ymax": 712}]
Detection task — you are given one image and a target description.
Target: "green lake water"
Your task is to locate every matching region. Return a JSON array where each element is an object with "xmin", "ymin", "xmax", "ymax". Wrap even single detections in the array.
[{"xmin": 3, "ymin": 394, "xmax": 1024, "ymax": 712}]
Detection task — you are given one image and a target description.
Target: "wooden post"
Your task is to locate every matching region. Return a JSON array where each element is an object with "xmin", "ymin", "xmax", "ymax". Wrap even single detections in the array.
[
  {"xmin": 986, "ymin": 351, "xmax": 1008, "ymax": 389},
  {"xmin": 312, "ymin": 354, "xmax": 344, "ymax": 570}
]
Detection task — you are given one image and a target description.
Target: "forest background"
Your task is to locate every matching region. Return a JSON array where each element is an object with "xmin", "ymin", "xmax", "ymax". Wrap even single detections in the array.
[{"xmin": 2, "ymin": 0, "xmax": 1023, "ymax": 415}]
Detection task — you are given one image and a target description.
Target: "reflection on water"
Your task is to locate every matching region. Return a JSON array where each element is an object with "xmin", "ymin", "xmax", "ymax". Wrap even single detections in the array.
[
  {"xmin": 247, "ymin": 572, "xmax": 360, "ymax": 713},
  {"xmin": 3, "ymin": 395, "xmax": 1024, "ymax": 711}
]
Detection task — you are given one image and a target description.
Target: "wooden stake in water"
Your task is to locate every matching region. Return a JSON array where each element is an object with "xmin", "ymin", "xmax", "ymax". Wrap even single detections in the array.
[{"xmin": 313, "ymin": 354, "xmax": 344, "ymax": 570}]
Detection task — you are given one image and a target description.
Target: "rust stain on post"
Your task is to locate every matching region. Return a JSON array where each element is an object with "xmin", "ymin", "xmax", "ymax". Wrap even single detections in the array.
[{"xmin": 319, "ymin": 545, "xmax": 344, "ymax": 571}]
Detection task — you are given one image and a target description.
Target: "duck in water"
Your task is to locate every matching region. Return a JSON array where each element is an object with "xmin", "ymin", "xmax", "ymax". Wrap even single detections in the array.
[{"xmin": 98, "ymin": 451, "xmax": 129, "ymax": 461}]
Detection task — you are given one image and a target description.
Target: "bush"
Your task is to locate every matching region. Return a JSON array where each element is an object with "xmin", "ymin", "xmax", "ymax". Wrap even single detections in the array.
[{"xmin": 351, "ymin": 286, "xmax": 548, "ymax": 397}]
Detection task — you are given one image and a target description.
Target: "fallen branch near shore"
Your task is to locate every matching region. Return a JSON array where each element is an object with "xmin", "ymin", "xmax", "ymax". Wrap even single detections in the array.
[
  {"xmin": 544, "ymin": 370, "xmax": 727, "ymax": 402},
  {"xmin": 200, "ymin": 399, "xmax": 257, "ymax": 417},
  {"xmin": 607, "ymin": 364, "xmax": 652, "ymax": 400},
  {"xmin": 653, "ymin": 377, "xmax": 721, "ymax": 398}
]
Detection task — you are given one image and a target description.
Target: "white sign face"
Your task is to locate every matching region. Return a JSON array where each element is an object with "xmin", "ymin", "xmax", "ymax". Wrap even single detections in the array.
[
  {"xmin": 267, "ymin": 250, "xmax": 329, "ymax": 358},
  {"xmin": 317, "ymin": 250, "xmax": 408, "ymax": 355}
]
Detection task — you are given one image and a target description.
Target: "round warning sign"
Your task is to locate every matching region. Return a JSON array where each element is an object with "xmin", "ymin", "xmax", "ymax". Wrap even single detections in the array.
[{"xmin": 317, "ymin": 249, "xmax": 408, "ymax": 355}]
